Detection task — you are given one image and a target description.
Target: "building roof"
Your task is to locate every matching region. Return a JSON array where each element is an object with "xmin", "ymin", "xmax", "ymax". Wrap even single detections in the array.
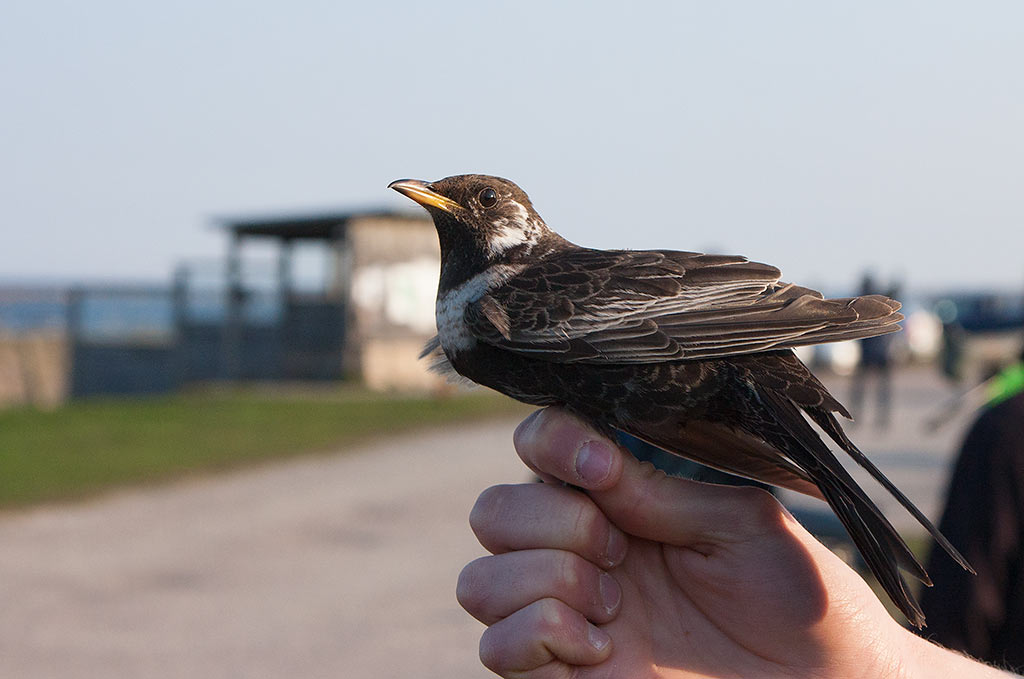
[{"xmin": 217, "ymin": 208, "xmax": 428, "ymax": 241}]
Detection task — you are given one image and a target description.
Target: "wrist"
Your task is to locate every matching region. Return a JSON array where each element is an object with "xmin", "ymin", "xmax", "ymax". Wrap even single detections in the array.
[{"xmin": 898, "ymin": 628, "xmax": 1018, "ymax": 679}]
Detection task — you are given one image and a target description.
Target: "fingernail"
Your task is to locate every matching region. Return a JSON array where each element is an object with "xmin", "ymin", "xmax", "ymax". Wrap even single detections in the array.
[
  {"xmin": 603, "ymin": 527, "xmax": 628, "ymax": 568},
  {"xmin": 575, "ymin": 440, "xmax": 613, "ymax": 485},
  {"xmin": 598, "ymin": 572, "xmax": 621, "ymax": 615},
  {"xmin": 588, "ymin": 624, "xmax": 611, "ymax": 651}
]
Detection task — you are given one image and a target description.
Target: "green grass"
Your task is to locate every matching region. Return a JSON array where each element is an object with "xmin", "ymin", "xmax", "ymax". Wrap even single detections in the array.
[{"xmin": 0, "ymin": 388, "xmax": 531, "ymax": 509}]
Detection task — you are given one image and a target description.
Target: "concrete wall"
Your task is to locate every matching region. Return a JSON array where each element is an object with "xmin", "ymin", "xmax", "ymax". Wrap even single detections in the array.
[
  {"xmin": 343, "ymin": 216, "xmax": 447, "ymax": 392},
  {"xmin": 360, "ymin": 337, "xmax": 452, "ymax": 393},
  {"xmin": 0, "ymin": 330, "xmax": 68, "ymax": 409}
]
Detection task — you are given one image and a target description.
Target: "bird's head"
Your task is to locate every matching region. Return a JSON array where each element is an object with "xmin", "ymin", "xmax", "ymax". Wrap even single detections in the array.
[{"xmin": 389, "ymin": 174, "xmax": 558, "ymax": 286}]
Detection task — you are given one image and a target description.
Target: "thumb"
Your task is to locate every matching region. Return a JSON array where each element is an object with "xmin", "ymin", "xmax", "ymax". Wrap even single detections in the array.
[{"xmin": 514, "ymin": 408, "xmax": 787, "ymax": 548}]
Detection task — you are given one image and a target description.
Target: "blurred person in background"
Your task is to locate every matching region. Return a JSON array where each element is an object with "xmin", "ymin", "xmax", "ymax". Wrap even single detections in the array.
[
  {"xmin": 920, "ymin": 342, "xmax": 1024, "ymax": 671},
  {"xmin": 849, "ymin": 272, "xmax": 900, "ymax": 429},
  {"xmin": 940, "ymin": 315, "xmax": 968, "ymax": 384}
]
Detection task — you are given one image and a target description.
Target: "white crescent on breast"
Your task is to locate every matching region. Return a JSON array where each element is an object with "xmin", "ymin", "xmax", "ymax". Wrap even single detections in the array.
[{"xmin": 435, "ymin": 265, "xmax": 524, "ymax": 356}]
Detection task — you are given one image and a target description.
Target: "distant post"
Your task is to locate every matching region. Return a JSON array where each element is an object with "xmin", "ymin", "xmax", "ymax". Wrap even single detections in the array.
[
  {"xmin": 171, "ymin": 265, "xmax": 188, "ymax": 386},
  {"xmin": 223, "ymin": 232, "xmax": 243, "ymax": 380},
  {"xmin": 277, "ymin": 239, "xmax": 293, "ymax": 379}
]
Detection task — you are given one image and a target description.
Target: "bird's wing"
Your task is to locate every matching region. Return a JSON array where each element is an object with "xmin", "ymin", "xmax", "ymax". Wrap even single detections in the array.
[{"xmin": 466, "ymin": 248, "xmax": 902, "ymax": 363}]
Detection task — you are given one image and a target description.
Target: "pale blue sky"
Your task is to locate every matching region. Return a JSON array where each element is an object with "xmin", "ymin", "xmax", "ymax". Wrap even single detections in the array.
[{"xmin": 2, "ymin": 1, "xmax": 1022, "ymax": 290}]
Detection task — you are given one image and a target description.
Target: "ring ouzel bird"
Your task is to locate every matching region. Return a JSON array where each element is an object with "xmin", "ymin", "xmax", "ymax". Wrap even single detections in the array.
[{"xmin": 389, "ymin": 173, "xmax": 972, "ymax": 627}]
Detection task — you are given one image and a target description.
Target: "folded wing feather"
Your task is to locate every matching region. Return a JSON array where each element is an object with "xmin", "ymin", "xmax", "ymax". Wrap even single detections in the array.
[{"xmin": 465, "ymin": 248, "xmax": 902, "ymax": 363}]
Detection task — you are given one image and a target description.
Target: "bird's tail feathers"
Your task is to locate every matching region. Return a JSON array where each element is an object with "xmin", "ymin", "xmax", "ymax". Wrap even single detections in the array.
[
  {"xmin": 817, "ymin": 479, "xmax": 926, "ymax": 627},
  {"xmin": 806, "ymin": 408, "xmax": 975, "ymax": 576},
  {"xmin": 754, "ymin": 389, "xmax": 934, "ymax": 624}
]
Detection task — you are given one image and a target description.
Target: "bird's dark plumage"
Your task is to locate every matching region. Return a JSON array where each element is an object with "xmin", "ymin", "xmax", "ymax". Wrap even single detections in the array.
[{"xmin": 389, "ymin": 173, "xmax": 972, "ymax": 627}]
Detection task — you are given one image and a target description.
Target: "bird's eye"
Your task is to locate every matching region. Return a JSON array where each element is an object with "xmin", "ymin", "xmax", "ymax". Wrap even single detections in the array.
[{"xmin": 478, "ymin": 188, "xmax": 498, "ymax": 208}]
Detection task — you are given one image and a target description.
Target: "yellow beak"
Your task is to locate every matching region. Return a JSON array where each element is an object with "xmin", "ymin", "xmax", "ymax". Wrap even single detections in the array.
[{"xmin": 388, "ymin": 179, "xmax": 461, "ymax": 214}]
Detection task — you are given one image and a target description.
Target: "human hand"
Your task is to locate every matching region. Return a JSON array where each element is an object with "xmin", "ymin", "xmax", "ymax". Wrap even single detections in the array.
[{"xmin": 457, "ymin": 408, "xmax": 1009, "ymax": 679}]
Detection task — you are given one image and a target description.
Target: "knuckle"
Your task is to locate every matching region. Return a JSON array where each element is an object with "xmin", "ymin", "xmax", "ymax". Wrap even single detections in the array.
[
  {"xmin": 569, "ymin": 499, "xmax": 605, "ymax": 557},
  {"xmin": 556, "ymin": 550, "xmax": 581, "ymax": 593},
  {"xmin": 533, "ymin": 597, "xmax": 566, "ymax": 635}
]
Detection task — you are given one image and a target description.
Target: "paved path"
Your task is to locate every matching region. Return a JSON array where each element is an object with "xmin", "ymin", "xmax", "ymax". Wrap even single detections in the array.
[
  {"xmin": 0, "ymin": 368, "xmax": 973, "ymax": 678},
  {"xmin": 0, "ymin": 420, "xmax": 527, "ymax": 679}
]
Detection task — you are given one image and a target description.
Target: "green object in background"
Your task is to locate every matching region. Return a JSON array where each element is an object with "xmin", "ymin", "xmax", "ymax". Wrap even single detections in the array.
[{"xmin": 986, "ymin": 362, "xmax": 1024, "ymax": 406}]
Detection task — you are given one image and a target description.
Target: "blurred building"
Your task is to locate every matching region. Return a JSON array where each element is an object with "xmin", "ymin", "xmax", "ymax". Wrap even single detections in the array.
[{"xmin": 0, "ymin": 208, "xmax": 445, "ymax": 407}]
